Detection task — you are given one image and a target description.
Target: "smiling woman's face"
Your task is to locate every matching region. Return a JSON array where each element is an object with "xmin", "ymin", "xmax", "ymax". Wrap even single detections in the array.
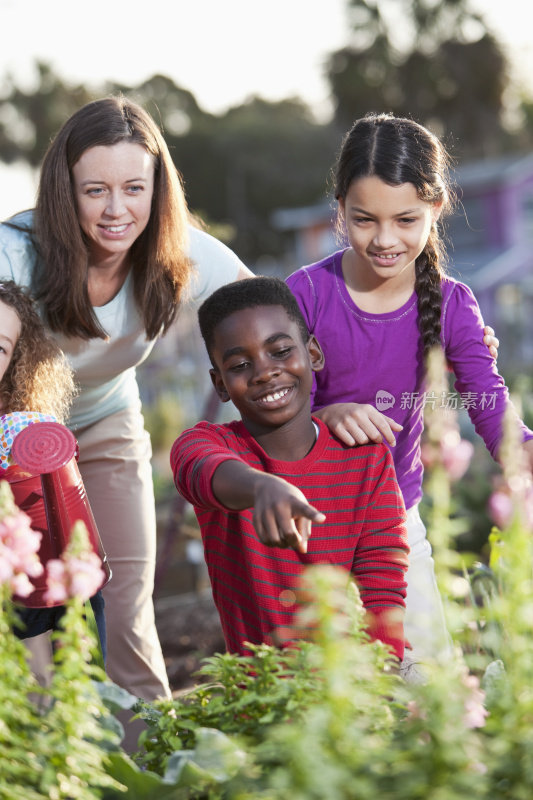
[
  {"xmin": 0, "ymin": 298, "xmax": 21, "ymax": 384},
  {"xmin": 72, "ymin": 141, "xmax": 155, "ymax": 264}
]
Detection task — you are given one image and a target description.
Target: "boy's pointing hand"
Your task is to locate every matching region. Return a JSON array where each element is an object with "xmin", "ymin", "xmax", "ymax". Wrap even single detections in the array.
[
  {"xmin": 211, "ymin": 461, "xmax": 325, "ymax": 553},
  {"xmin": 252, "ymin": 474, "xmax": 325, "ymax": 554}
]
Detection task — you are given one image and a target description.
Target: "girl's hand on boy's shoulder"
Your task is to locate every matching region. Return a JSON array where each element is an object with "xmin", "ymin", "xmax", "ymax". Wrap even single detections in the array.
[
  {"xmin": 252, "ymin": 473, "xmax": 325, "ymax": 555},
  {"xmin": 483, "ymin": 325, "xmax": 499, "ymax": 360},
  {"xmin": 315, "ymin": 403, "xmax": 403, "ymax": 448}
]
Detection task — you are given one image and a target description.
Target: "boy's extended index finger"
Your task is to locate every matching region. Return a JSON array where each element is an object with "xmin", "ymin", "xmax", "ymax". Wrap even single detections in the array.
[{"xmin": 292, "ymin": 505, "xmax": 325, "ymax": 554}]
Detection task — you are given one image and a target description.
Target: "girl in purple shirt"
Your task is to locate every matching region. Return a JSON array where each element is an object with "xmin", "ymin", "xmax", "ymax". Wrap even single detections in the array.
[{"xmin": 286, "ymin": 113, "xmax": 533, "ymax": 673}]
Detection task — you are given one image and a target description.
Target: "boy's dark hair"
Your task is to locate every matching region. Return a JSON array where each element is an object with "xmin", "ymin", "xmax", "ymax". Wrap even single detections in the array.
[{"xmin": 198, "ymin": 277, "xmax": 310, "ymax": 361}]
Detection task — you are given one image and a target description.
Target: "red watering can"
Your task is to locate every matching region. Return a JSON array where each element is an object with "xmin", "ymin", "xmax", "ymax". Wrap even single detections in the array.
[{"xmin": 4, "ymin": 421, "xmax": 111, "ymax": 607}]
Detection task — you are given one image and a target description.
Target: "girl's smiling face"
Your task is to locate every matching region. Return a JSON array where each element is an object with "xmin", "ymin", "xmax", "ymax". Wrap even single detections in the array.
[
  {"xmin": 0, "ymin": 298, "xmax": 21, "ymax": 383},
  {"xmin": 339, "ymin": 175, "xmax": 441, "ymax": 288}
]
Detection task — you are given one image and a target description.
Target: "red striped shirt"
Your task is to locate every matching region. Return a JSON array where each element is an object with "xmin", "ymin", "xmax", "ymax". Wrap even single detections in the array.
[{"xmin": 171, "ymin": 418, "xmax": 409, "ymax": 660}]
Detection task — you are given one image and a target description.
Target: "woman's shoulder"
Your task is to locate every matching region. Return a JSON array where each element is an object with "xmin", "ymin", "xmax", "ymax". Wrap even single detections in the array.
[
  {"xmin": 186, "ymin": 224, "xmax": 248, "ymax": 303},
  {"xmin": 187, "ymin": 224, "xmax": 244, "ymax": 268},
  {"xmin": 0, "ymin": 209, "xmax": 34, "ymax": 235},
  {"xmin": 0, "ymin": 210, "xmax": 37, "ymax": 285}
]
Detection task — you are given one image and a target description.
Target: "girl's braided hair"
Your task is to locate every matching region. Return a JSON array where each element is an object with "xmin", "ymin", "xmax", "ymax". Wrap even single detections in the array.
[{"xmin": 334, "ymin": 112, "xmax": 452, "ymax": 361}]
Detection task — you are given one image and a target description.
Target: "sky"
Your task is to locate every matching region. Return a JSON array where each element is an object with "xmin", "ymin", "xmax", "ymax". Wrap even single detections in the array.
[{"xmin": 0, "ymin": 0, "xmax": 531, "ymax": 218}]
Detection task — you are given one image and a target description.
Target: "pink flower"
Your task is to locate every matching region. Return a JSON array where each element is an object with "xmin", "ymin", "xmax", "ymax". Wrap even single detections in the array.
[
  {"xmin": 43, "ymin": 558, "xmax": 69, "ymax": 604},
  {"xmin": 10, "ymin": 571, "xmax": 35, "ymax": 598},
  {"xmin": 0, "ymin": 555, "xmax": 13, "ymax": 582},
  {"xmin": 406, "ymin": 699, "xmax": 427, "ymax": 720},
  {"xmin": 43, "ymin": 582, "xmax": 68, "ymax": 604},
  {"xmin": 0, "ymin": 508, "xmax": 43, "ymax": 596},
  {"xmin": 462, "ymin": 673, "xmax": 488, "ymax": 729},
  {"xmin": 69, "ymin": 554, "xmax": 106, "ymax": 599},
  {"xmin": 44, "ymin": 523, "xmax": 106, "ymax": 604},
  {"xmin": 440, "ymin": 430, "xmax": 474, "ymax": 481},
  {"xmin": 421, "ymin": 429, "xmax": 474, "ymax": 481},
  {"xmin": 488, "ymin": 491, "xmax": 514, "ymax": 530}
]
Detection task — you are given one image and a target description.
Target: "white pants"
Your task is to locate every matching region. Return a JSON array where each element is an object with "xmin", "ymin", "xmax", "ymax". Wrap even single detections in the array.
[{"xmin": 402, "ymin": 505, "xmax": 453, "ymax": 664}]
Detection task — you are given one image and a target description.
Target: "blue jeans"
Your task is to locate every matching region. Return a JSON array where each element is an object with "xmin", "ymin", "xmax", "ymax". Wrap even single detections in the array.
[{"xmin": 13, "ymin": 590, "xmax": 107, "ymax": 663}]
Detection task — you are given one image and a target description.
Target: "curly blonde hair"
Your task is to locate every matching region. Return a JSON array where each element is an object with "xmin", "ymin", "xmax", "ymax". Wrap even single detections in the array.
[{"xmin": 0, "ymin": 281, "xmax": 76, "ymax": 422}]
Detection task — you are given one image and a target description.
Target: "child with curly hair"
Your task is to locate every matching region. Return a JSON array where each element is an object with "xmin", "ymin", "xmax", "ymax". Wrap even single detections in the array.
[{"xmin": 0, "ymin": 279, "xmax": 107, "ymax": 656}]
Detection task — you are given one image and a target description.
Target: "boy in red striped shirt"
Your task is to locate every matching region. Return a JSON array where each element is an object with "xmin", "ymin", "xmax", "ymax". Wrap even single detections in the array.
[{"xmin": 170, "ymin": 277, "xmax": 409, "ymax": 661}]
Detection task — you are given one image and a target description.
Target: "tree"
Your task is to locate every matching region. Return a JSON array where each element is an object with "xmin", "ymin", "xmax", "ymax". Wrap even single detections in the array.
[
  {"xmin": 0, "ymin": 62, "xmax": 94, "ymax": 166},
  {"xmin": 200, "ymin": 96, "xmax": 336, "ymax": 261},
  {"xmin": 326, "ymin": 0, "xmax": 515, "ymax": 158}
]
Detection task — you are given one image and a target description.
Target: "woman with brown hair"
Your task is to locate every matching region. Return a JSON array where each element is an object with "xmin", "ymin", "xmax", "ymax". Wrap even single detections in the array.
[{"xmin": 0, "ymin": 96, "xmax": 253, "ymax": 700}]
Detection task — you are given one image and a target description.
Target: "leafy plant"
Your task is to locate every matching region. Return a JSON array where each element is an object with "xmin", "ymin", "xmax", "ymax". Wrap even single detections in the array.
[{"xmin": 133, "ymin": 639, "xmax": 324, "ymax": 774}]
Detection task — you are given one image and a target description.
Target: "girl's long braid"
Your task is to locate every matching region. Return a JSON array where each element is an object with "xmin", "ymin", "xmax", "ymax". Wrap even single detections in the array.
[{"xmin": 415, "ymin": 227, "xmax": 445, "ymax": 362}]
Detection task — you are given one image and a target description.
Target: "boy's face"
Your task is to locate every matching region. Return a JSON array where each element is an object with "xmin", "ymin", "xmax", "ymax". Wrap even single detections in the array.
[{"xmin": 210, "ymin": 305, "xmax": 324, "ymax": 436}]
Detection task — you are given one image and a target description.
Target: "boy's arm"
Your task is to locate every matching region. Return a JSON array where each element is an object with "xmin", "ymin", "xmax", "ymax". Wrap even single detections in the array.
[
  {"xmin": 171, "ymin": 423, "xmax": 325, "ymax": 553},
  {"xmin": 351, "ymin": 446, "xmax": 409, "ymax": 661}
]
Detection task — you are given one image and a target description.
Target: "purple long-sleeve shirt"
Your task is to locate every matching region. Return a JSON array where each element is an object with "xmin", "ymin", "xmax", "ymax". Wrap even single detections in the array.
[{"xmin": 287, "ymin": 249, "xmax": 533, "ymax": 510}]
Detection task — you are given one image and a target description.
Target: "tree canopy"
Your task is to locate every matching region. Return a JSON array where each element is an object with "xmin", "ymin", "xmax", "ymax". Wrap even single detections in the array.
[{"xmin": 326, "ymin": 0, "xmax": 515, "ymax": 158}]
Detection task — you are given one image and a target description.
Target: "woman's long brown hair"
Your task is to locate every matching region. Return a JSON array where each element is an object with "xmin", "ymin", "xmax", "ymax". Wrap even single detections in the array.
[{"xmin": 31, "ymin": 96, "xmax": 192, "ymax": 341}]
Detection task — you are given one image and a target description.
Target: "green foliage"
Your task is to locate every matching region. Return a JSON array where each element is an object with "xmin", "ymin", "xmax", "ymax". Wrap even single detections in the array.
[
  {"xmin": 109, "ymin": 349, "xmax": 533, "ymax": 799},
  {"xmin": 468, "ymin": 408, "xmax": 533, "ymax": 797},
  {"xmin": 133, "ymin": 640, "xmax": 324, "ymax": 774},
  {"xmin": 0, "ymin": 596, "xmax": 125, "ymax": 799}
]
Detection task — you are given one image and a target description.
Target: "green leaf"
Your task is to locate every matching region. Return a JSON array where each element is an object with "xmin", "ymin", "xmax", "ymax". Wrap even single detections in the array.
[
  {"xmin": 103, "ymin": 752, "xmax": 182, "ymax": 799},
  {"xmin": 95, "ymin": 681, "xmax": 140, "ymax": 711}
]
